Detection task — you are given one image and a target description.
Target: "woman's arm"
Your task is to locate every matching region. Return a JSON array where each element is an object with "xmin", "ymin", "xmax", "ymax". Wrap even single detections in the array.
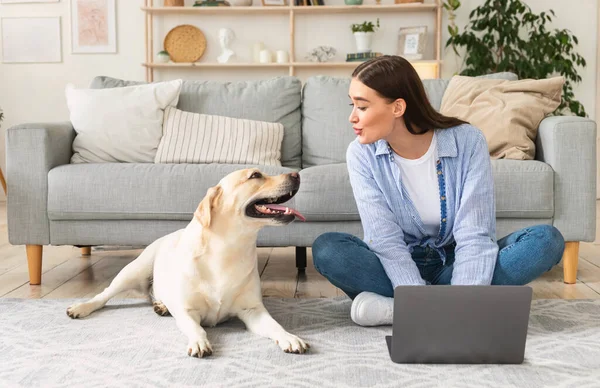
[
  {"xmin": 451, "ymin": 132, "xmax": 499, "ymax": 285},
  {"xmin": 346, "ymin": 141, "xmax": 426, "ymax": 287}
]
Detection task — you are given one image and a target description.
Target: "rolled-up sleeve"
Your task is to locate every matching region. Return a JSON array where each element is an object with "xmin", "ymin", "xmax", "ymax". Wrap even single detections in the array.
[{"xmin": 346, "ymin": 141, "xmax": 426, "ymax": 287}]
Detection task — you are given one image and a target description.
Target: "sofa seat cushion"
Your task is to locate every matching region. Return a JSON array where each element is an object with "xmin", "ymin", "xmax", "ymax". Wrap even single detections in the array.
[
  {"xmin": 47, "ymin": 164, "xmax": 298, "ymax": 221},
  {"xmin": 296, "ymin": 163, "xmax": 359, "ymax": 222},
  {"xmin": 492, "ymin": 159, "xmax": 554, "ymax": 218},
  {"xmin": 294, "ymin": 160, "xmax": 553, "ymax": 222}
]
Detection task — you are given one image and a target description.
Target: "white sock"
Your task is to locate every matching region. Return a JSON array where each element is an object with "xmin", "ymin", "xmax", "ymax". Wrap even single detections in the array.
[{"xmin": 350, "ymin": 291, "xmax": 394, "ymax": 327}]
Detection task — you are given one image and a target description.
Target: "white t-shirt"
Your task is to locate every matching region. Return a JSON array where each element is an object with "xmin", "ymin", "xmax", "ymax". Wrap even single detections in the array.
[{"xmin": 393, "ymin": 133, "xmax": 441, "ymax": 237}]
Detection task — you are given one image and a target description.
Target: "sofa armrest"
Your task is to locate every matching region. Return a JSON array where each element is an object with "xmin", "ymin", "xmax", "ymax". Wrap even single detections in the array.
[
  {"xmin": 6, "ymin": 122, "xmax": 76, "ymax": 245},
  {"xmin": 535, "ymin": 116, "xmax": 597, "ymax": 242}
]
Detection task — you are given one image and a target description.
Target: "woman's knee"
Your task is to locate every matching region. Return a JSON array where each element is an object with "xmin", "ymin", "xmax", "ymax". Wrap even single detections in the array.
[
  {"xmin": 531, "ymin": 224, "xmax": 565, "ymax": 264},
  {"xmin": 312, "ymin": 232, "xmax": 346, "ymax": 272}
]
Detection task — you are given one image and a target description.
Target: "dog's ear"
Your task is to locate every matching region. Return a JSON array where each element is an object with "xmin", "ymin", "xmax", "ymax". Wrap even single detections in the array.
[{"xmin": 194, "ymin": 185, "xmax": 222, "ymax": 228}]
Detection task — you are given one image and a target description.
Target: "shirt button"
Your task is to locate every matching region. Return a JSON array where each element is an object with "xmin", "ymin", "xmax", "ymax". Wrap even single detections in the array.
[
  {"xmin": 437, "ymin": 171, "xmax": 442, "ymax": 175},
  {"xmin": 441, "ymin": 196, "xmax": 446, "ymax": 200},
  {"xmin": 442, "ymin": 218, "xmax": 446, "ymax": 222}
]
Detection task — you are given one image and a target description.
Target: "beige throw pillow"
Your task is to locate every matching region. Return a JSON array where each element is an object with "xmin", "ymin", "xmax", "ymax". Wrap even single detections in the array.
[
  {"xmin": 155, "ymin": 106, "xmax": 284, "ymax": 166},
  {"xmin": 439, "ymin": 76, "xmax": 564, "ymax": 160}
]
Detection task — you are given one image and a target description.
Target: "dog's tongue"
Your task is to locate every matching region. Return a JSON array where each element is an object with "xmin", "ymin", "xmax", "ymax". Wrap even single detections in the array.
[{"xmin": 264, "ymin": 204, "xmax": 306, "ymax": 222}]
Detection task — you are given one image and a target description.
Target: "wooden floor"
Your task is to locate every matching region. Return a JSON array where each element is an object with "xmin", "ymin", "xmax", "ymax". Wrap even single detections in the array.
[{"xmin": 1, "ymin": 202, "xmax": 599, "ymax": 300}]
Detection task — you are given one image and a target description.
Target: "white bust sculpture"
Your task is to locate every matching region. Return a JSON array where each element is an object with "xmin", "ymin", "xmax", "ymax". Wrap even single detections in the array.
[{"xmin": 217, "ymin": 28, "xmax": 236, "ymax": 64}]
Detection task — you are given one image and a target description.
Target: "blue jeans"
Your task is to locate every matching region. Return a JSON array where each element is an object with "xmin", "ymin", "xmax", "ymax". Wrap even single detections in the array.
[{"xmin": 312, "ymin": 225, "xmax": 565, "ymax": 299}]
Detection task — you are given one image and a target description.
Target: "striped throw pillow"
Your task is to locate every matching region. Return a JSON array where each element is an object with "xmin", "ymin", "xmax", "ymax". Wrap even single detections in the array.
[{"xmin": 155, "ymin": 106, "xmax": 284, "ymax": 166}]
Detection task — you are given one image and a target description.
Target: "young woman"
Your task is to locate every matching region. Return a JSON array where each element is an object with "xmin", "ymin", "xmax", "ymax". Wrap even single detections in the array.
[{"xmin": 311, "ymin": 55, "xmax": 565, "ymax": 327}]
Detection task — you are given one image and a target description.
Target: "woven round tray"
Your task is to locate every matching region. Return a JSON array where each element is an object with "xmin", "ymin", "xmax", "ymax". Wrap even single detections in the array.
[{"xmin": 164, "ymin": 24, "xmax": 206, "ymax": 63}]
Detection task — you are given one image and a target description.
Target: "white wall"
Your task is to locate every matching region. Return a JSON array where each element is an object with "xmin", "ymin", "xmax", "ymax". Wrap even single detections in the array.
[{"xmin": 0, "ymin": 0, "xmax": 597, "ymax": 202}]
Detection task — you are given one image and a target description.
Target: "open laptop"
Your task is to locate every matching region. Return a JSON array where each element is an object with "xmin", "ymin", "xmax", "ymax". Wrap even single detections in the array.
[{"xmin": 385, "ymin": 285, "xmax": 533, "ymax": 364}]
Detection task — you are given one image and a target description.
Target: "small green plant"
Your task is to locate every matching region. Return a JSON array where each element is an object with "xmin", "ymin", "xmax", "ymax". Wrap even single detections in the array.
[
  {"xmin": 0, "ymin": 107, "xmax": 3, "ymax": 124},
  {"xmin": 351, "ymin": 18, "xmax": 380, "ymax": 33}
]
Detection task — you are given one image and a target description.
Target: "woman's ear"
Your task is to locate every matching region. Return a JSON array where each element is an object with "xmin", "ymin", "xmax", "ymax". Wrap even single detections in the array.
[{"xmin": 392, "ymin": 99, "xmax": 406, "ymax": 118}]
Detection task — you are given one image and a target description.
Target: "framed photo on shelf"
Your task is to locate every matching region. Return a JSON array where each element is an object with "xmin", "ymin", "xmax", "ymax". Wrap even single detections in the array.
[
  {"xmin": 261, "ymin": 0, "xmax": 287, "ymax": 5},
  {"xmin": 70, "ymin": 0, "xmax": 117, "ymax": 53},
  {"xmin": 397, "ymin": 26, "xmax": 427, "ymax": 60}
]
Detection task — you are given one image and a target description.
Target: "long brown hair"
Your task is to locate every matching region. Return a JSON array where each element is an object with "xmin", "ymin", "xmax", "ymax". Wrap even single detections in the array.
[{"xmin": 352, "ymin": 55, "xmax": 467, "ymax": 135}]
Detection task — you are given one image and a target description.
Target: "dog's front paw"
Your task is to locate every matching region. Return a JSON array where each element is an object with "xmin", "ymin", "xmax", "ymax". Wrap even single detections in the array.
[
  {"xmin": 187, "ymin": 337, "xmax": 213, "ymax": 358},
  {"xmin": 275, "ymin": 332, "xmax": 310, "ymax": 354},
  {"xmin": 66, "ymin": 302, "xmax": 96, "ymax": 319}
]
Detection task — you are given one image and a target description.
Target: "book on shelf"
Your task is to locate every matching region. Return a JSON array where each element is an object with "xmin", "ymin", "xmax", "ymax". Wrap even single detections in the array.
[{"xmin": 346, "ymin": 52, "xmax": 383, "ymax": 61}]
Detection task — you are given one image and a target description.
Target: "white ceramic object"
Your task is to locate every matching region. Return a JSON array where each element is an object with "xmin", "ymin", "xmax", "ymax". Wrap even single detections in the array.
[
  {"xmin": 353, "ymin": 32, "xmax": 373, "ymax": 53},
  {"xmin": 156, "ymin": 51, "xmax": 170, "ymax": 63},
  {"xmin": 259, "ymin": 49, "xmax": 272, "ymax": 63},
  {"xmin": 217, "ymin": 28, "xmax": 236, "ymax": 63},
  {"xmin": 252, "ymin": 42, "xmax": 265, "ymax": 62},
  {"xmin": 276, "ymin": 50, "xmax": 289, "ymax": 63}
]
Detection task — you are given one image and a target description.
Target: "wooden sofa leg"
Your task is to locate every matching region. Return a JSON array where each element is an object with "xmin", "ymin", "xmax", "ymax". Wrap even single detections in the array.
[
  {"xmin": 26, "ymin": 245, "xmax": 43, "ymax": 285},
  {"xmin": 562, "ymin": 241, "xmax": 579, "ymax": 284},
  {"xmin": 81, "ymin": 246, "xmax": 91, "ymax": 255},
  {"xmin": 296, "ymin": 246, "xmax": 307, "ymax": 273}
]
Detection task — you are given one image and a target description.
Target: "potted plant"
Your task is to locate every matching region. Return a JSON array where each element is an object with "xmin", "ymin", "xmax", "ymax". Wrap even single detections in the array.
[
  {"xmin": 444, "ymin": 0, "xmax": 587, "ymax": 116},
  {"xmin": 351, "ymin": 18, "xmax": 380, "ymax": 53}
]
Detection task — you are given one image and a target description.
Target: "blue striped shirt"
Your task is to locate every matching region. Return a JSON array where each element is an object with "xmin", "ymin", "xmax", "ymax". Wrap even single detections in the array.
[{"xmin": 346, "ymin": 123, "xmax": 498, "ymax": 287}]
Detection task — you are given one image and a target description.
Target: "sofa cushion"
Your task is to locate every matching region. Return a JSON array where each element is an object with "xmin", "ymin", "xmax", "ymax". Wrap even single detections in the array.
[
  {"xmin": 155, "ymin": 106, "xmax": 284, "ymax": 166},
  {"xmin": 89, "ymin": 76, "xmax": 303, "ymax": 169},
  {"xmin": 289, "ymin": 160, "xmax": 553, "ymax": 222},
  {"xmin": 301, "ymin": 72, "xmax": 519, "ymax": 168},
  {"xmin": 493, "ymin": 160, "xmax": 554, "ymax": 218},
  {"xmin": 47, "ymin": 164, "xmax": 298, "ymax": 221},
  {"xmin": 295, "ymin": 163, "xmax": 357, "ymax": 221},
  {"xmin": 66, "ymin": 79, "xmax": 182, "ymax": 164},
  {"xmin": 440, "ymin": 75, "xmax": 564, "ymax": 160}
]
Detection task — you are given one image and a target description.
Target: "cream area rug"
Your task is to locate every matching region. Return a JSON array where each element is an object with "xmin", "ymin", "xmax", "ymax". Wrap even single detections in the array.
[{"xmin": 1, "ymin": 297, "xmax": 599, "ymax": 387}]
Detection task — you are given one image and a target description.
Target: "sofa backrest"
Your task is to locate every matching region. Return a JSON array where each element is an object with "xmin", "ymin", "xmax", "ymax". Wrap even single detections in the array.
[
  {"xmin": 300, "ymin": 72, "xmax": 518, "ymax": 168},
  {"xmin": 90, "ymin": 76, "xmax": 303, "ymax": 169}
]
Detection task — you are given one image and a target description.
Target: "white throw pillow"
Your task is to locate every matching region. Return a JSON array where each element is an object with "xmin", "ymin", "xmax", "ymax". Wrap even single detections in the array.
[
  {"xmin": 155, "ymin": 106, "xmax": 285, "ymax": 166},
  {"xmin": 66, "ymin": 79, "xmax": 183, "ymax": 163}
]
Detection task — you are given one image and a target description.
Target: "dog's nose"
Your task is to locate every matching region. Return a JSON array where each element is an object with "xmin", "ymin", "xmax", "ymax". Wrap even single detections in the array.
[{"xmin": 289, "ymin": 172, "xmax": 300, "ymax": 184}]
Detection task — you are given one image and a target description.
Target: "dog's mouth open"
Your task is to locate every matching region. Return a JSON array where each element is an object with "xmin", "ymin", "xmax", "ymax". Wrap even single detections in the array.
[{"xmin": 246, "ymin": 188, "xmax": 306, "ymax": 222}]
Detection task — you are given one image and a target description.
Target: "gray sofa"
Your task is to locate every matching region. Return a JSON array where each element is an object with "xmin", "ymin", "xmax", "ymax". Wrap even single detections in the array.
[{"xmin": 6, "ymin": 74, "xmax": 596, "ymax": 285}]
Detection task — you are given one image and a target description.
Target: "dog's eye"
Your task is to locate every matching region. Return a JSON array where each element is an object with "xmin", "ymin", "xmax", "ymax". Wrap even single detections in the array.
[{"xmin": 249, "ymin": 172, "xmax": 262, "ymax": 180}]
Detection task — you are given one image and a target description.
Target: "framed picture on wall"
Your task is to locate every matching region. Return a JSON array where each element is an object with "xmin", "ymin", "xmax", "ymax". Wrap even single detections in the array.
[
  {"xmin": 1, "ymin": 17, "xmax": 62, "ymax": 63},
  {"xmin": 0, "ymin": 0, "xmax": 59, "ymax": 3},
  {"xmin": 397, "ymin": 26, "xmax": 427, "ymax": 60},
  {"xmin": 70, "ymin": 0, "xmax": 117, "ymax": 53}
]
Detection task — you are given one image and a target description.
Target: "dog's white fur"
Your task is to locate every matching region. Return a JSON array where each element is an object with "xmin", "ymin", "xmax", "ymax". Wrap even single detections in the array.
[{"xmin": 67, "ymin": 168, "xmax": 309, "ymax": 357}]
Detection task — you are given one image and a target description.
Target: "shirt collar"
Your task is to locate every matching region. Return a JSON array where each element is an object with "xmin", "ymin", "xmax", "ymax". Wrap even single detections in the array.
[{"xmin": 374, "ymin": 128, "xmax": 458, "ymax": 158}]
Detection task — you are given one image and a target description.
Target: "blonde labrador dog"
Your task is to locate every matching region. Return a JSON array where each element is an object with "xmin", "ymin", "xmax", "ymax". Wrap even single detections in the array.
[{"xmin": 66, "ymin": 168, "xmax": 309, "ymax": 357}]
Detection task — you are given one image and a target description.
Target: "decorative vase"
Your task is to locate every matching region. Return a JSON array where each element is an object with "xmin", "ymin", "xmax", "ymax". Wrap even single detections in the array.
[
  {"xmin": 156, "ymin": 51, "xmax": 170, "ymax": 63},
  {"xmin": 345, "ymin": 0, "xmax": 363, "ymax": 5},
  {"xmin": 353, "ymin": 32, "xmax": 373, "ymax": 53},
  {"xmin": 164, "ymin": 0, "xmax": 184, "ymax": 6}
]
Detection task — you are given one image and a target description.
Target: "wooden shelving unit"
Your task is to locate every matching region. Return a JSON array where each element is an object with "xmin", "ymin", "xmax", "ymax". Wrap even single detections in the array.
[{"xmin": 142, "ymin": 0, "xmax": 443, "ymax": 81}]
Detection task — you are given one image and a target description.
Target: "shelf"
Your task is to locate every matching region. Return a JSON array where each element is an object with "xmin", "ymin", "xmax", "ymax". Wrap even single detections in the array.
[
  {"xmin": 292, "ymin": 60, "xmax": 439, "ymax": 67},
  {"xmin": 142, "ymin": 1, "xmax": 443, "ymax": 80},
  {"xmin": 141, "ymin": 5, "xmax": 289, "ymax": 14},
  {"xmin": 143, "ymin": 62, "xmax": 290, "ymax": 68},
  {"xmin": 292, "ymin": 4, "xmax": 437, "ymax": 13},
  {"xmin": 143, "ymin": 60, "xmax": 440, "ymax": 68},
  {"xmin": 141, "ymin": 4, "xmax": 438, "ymax": 15}
]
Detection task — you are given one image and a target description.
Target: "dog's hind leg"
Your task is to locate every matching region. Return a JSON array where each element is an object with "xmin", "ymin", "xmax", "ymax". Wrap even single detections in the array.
[{"xmin": 66, "ymin": 244, "xmax": 157, "ymax": 319}]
